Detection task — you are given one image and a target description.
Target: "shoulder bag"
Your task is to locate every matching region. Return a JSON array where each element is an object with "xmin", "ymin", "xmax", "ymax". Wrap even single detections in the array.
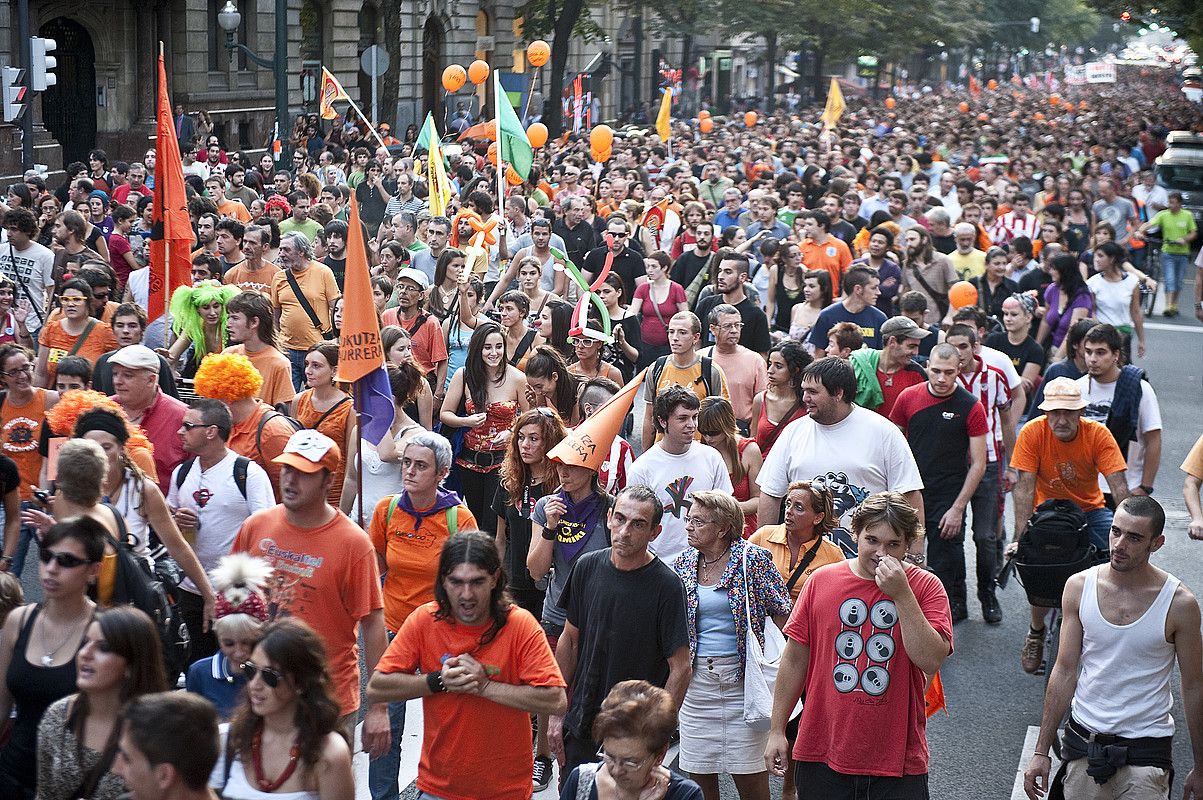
[{"xmin": 742, "ymin": 546, "xmax": 786, "ymax": 731}]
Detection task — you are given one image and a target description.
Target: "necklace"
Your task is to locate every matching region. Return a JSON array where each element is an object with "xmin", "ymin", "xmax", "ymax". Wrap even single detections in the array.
[
  {"xmin": 38, "ymin": 611, "xmax": 88, "ymax": 667},
  {"xmin": 252, "ymin": 729, "xmax": 302, "ymax": 792},
  {"xmin": 699, "ymin": 547, "xmax": 731, "ymax": 583}
]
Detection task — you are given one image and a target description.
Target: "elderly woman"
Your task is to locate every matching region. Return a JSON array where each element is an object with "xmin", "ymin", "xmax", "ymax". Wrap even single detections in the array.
[
  {"xmin": 559, "ymin": 680, "xmax": 703, "ymax": 800},
  {"xmin": 673, "ymin": 490, "xmax": 791, "ymax": 800}
]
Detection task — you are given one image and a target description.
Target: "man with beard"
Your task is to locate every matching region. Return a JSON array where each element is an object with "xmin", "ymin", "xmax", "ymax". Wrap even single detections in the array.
[
  {"xmin": 222, "ymin": 291, "xmax": 295, "ymax": 407},
  {"xmin": 222, "ymin": 224, "xmax": 280, "ymax": 296},
  {"xmin": 486, "ymin": 218, "xmax": 567, "ymax": 310},
  {"xmin": 694, "ymin": 251, "xmax": 771, "ymax": 353}
]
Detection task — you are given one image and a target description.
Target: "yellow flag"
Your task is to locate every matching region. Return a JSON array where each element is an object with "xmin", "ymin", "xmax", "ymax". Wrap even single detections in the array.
[
  {"xmin": 821, "ymin": 77, "xmax": 845, "ymax": 130},
  {"xmin": 656, "ymin": 87, "xmax": 673, "ymax": 142},
  {"xmin": 319, "ymin": 67, "xmax": 350, "ymax": 120}
]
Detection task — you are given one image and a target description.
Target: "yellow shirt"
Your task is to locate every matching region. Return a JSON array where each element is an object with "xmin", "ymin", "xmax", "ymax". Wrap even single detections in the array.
[
  {"xmin": 948, "ymin": 249, "xmax": 986, "ymax": 281},
  {"xmin": 644, "ymin": 356, "xmax": 730, "ymax": 442},
  {"xmin": 748, "ymin": 524, "xmax": 846, "ymax": 603},
  {"xmin": 270, "ymin": 262, "xmax": 341, "ymax": 351}
]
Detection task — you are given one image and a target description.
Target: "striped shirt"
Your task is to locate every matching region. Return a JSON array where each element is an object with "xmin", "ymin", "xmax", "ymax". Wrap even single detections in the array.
[
  {"xmin": 989, "ymin": 211, "xmax": 1040, "ymax": 246},
  {"xmin": 957, "ymin": 356, "xmax": 1012, "ymax": 463}
]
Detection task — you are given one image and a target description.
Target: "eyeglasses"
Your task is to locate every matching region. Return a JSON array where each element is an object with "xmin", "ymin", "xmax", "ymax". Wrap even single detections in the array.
[
  {"xmin": 1, "ymin": 364, "xmax": 33, "ymax": 377},
  {"xmin": 241, "ymin": 661, "xmax": 285, "ymax": 688},
  {"xmin": 39, "ymin": 547, "xmax": 93, "ymax": 569},
  {"xmin": 597, "ymin": 746, "xmax": 655, "ymax": 772},
  {"xmin": 59, "ymin": 296, "xmax": 87, "ymax": 305},
  {"xmin": 684, "ymin": 515, "xmax": 715, "ymax": 527},
  {"xmin": 715, "ymin": 322, "xmax": 744, "ymax": 331},
  {"xmin": 569, "ymin": 336, "xmax": 599, "ymax": 347}
]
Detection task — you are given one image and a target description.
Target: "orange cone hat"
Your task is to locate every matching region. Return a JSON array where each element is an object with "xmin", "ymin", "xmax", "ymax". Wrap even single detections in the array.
[{"xmin": 547, "ymin": 369, "xmax": 646, "ymax": 471}]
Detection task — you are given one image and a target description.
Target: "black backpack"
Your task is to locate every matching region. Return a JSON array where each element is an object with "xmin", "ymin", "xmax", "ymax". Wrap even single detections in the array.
[
  {"xmin": 1013, "ymin": 499, "xmax": 1097, "ymax": 608},
  {"xmin": 100, "ymin": 507, "xmax": 191, "ymax": 682},
  {"xmin": 175, "ymin": 455, "xmax": 252, "ymax": 500}
]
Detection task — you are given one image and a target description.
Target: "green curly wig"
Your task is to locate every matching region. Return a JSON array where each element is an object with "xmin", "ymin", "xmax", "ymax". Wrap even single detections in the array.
[{"xmin": 169, "ymin": 280, "xmax": 241, "ymax": 359}]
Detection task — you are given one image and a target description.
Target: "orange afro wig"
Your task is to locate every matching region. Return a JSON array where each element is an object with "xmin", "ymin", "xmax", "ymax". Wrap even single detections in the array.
[
  {"xmin": 46, "ymin": 389, "xmax": 154, "ymax": 461},
  {"xmin": 193, "ymin": 352, "xmax": 263, "ymax": 403}
]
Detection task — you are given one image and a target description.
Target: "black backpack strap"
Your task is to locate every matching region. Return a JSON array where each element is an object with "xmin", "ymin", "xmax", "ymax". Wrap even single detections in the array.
[
  {"xmin": 700, "ymin": 355, "xmax": 715, "ymax": 397},
  {"xmin": 309, "ymin": 395, "xmax": 352, "ymax": 431},
  {"xmin": 175, "ymin": 456, "xmax": 197, "ymax": 491},
  {"xmin": 785, "ymin": 541, "xmax": 823, "ymax": 593},
  {"xmin": 233, "ymin": 456, "xmax": 250, "ymax": 500},
  {"xmin": 284, "ymin": 268, "xmax": 326, "ymax": 335}
]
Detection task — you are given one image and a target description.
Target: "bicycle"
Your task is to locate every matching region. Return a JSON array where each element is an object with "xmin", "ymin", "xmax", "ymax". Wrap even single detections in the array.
[{"xmin": 1136, "ymin": 234, "xmax": 1163, "ymax": 318}]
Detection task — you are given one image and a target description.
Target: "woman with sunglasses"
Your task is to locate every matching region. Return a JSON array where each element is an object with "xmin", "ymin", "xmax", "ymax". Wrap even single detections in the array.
[
  {"xmin": 441, "ymin": 321, "xmax": 529, "ymax": 535},
  {"xmin": 35, "ymin": 606, "xmax": 167, "ymax": 800},
  {"xmin": 568, "ymin": 319, "xmax": 623, "ymax": 385},
  {"xmin": 560, "ymin": 680, "xmax": 702, "ymax": 800},
  {"xmin": 697, "ymin": 397, "xmax": 761, "ymax": 540},
  {"xmin": 219, "ymin": 619, "xmax": 354, "ymax": 799},
  {"xmin": 0, "ymin": 516, "xmax": 104, "ymax": 799},
  {"xmin": 33, "ymin": 279, "xmax": 118, "ymax": 389}
]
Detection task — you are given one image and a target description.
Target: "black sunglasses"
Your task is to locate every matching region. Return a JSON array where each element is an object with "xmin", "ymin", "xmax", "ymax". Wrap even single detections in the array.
[
  {"xmin": 39, "ymin": 547, "xmax": 92, "ymax": 569},
  {"xmin": 241, "ymin": 661, "xmax": 284, "ymax": 688}
]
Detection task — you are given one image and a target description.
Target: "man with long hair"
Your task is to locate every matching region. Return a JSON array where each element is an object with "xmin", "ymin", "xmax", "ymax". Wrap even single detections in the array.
[{"xmin": 368, "ymin": 530, "xmax": 567, "ymax": 800}]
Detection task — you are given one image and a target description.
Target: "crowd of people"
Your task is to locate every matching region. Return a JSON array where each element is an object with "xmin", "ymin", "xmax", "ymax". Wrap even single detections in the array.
[{"xmin": 0, "ymin": 68, "xmax": 1198, "ymax": 800}]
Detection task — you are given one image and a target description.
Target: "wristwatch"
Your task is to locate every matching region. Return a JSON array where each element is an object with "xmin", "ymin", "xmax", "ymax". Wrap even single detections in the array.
[
  {"xmin": 1139, "ymin": 485, "xmax": 1154, "ymax": 495},
  {"xmin": 904, "ymin": 553, "xmax": 926, "ymax": 565},
  {"xmin": 426, "ymin": 670, "xmax": 446, "ymax": 694}
]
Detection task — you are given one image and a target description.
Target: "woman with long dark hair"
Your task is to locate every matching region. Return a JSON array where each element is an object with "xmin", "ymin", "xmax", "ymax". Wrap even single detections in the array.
[
  {"xmin": 36, "ymin": 606, "xmax": 168, "ymax": 800},
  {"xmin": 524, "ymin": 346, "xmax": 579, "ymax": 425},
  {"xmin": 788, "ymin": 270, "xmax": 832, "ymax": 345},
  {"xmin": 221, "ymin": 619, "xmax": 354, "ymax": 799},
  {"xmin": 440, "ymin": 321, "xmax": 529, "ymax": 535},
  {"xmin": 0, "ymin": 517, "xmax": 103, "ymax": 799},
  {"xmin": 748, "ymin": 341, "xmax": 810, "ymax": 458},
  {"xmin": 427, "ymin": 247, "xmax": 467, "ymax": 322},
  {"xmin": 1037, "ymin": 253, "xmax": 1094, "ymax": 358},
  {"xmin": 533, "ymin": 298, "xmax": 574, "ymax": 361},
  {"xmin": 698, "ymin": 397, "xmax": 762, "ymax": 539}
]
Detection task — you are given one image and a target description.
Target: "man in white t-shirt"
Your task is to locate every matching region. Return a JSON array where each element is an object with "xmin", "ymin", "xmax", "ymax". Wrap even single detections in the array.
[
  {"xmin": 1077, "ymin": 324, "xmax": 1161, "ymax": 495},
  {"xmin": 0, "ymin": 208, "xmax": 55, "ymax": 338},
  {"xmin": 167, "ymin": 398, "xmax": 275, "ymax": 662},
  {"xmin": 627, "ymin": 386, "xmax": 732, "ymax": 564},
  {"xmin": 757, "ymin": 357, "xmax": 924, "ymax": 557}
]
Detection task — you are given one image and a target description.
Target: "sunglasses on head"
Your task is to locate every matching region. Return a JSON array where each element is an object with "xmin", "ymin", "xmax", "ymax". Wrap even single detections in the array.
[
  {"xmin": 39, "ymin": 547, "xmax": 92, "ymax": 569},
  {"xmin": 241, "ymin": 661, "xmax": 285, "ymax": 688}
]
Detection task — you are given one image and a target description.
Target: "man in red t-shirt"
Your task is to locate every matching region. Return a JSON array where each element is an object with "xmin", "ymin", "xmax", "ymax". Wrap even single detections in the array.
[
  {"xmin": 368, "ymin": 531, "xmax": 567, "ymax": 800},
  {"xmin": 766, "ymin": 492, "xmax": 952, "ymax": 795}
]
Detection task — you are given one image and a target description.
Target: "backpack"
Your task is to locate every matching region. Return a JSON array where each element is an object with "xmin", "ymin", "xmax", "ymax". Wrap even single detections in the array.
[
  {"xmin": 1013, "ymin": 499, "xmax": 1096, "ymax": 608},
  {"xmin": 175, "ymin": 455, "xmax": 252, "ymax": 499},
  {"xmin": 385, "ymin": 494, "xmax": 458, "ymax": 535},
  {"xmin": 649, "ymin": 355, "xmax": 718, "ymax": 400},
  {"xmin": 255, "ymin": 410, "xmax": 303, "ymax": 462},
  {"xmin": 101, "ymin": 506, "xmax": 191, "ymax": 682}
]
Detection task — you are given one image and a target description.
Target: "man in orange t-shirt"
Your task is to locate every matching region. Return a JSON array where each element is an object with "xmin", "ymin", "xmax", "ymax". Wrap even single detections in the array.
[
  {"xmin": 798, "ymin": 210, "xmax": 853, "ymax": 290},
  {"xmin": 1007, "ymin": 377, "xmax": 1128, "ymax": 673},
  {"xmin": 368, "ymin": 531, "xmax": 567, "ymax": 800},
  {"xmin": 231, "ymin": 429, "xmax": 390, "ymax": 756}
]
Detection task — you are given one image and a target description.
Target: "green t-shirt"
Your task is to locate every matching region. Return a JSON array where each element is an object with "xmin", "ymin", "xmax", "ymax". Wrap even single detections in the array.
[{"xmin": 1149, "ymin": 208, "xmax": 1197, "ymax": 255}]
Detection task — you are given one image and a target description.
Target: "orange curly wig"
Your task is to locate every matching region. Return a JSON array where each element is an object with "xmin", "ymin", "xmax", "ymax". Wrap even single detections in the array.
[
  {"xmin": 47, "ymin": 389, "xmax": 155, "ymax": 460},
  {"xmin": 192, "ymin": 352, "xmax": 263, "ymax": 403}
]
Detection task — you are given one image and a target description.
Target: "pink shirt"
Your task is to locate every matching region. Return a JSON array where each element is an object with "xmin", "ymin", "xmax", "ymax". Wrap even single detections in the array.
[{"xmin": 115, "ymin": 389, "xmax": 187, "ymax": 490}]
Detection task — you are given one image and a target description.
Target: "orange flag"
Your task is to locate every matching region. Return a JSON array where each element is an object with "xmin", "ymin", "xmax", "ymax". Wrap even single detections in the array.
[
  {"xmin": 968, "ymin": 75, "xmax": 981, "ymax": 98},
  {"xmin": 925, "ymin": 672, "xmax": 947, "ymax": 718},
  {"xmin": 336, "ymin": 197, "xmax": 394, "ymax": 444},
  {"xmin": 149, "ymin": 45, "xmax": 192, "ymax": 324}
]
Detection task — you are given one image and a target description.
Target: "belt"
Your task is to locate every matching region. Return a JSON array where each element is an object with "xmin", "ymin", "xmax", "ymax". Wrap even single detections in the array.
[{"xmin": 456, "ymin": 447, "xmax": 506, "ymax": 470}]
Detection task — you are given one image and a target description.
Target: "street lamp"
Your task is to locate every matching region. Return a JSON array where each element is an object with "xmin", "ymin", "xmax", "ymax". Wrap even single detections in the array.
[{"xmin": 217, "ymin": 0, "xmax": 290, "ymax": 160}]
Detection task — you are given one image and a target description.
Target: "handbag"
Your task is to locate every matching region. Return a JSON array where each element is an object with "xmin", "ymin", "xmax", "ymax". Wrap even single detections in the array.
[{"xmin": 742, "ymin": 547, "xmax": 786, "ymax": 731}]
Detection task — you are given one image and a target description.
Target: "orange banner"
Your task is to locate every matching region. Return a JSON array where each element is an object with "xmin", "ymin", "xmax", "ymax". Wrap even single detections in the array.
[
  {"xmin": 149, "ymin": 47, "xmax": 192, "ymax": 323},
  {"xmin": 337, "ymin": 196, "xmax": 384, "ymax": 384}
]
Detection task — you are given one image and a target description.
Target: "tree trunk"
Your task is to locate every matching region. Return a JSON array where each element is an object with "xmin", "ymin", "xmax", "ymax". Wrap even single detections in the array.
[
  {"xmin": 633, "ymin": 4, "xmax": 643, "ymax": 115},
  {"xmin": 764, "ymin": 31, "xmax": 777, "ymax": 112},
  {"xmin": 543, "ymin": 0, "xmax": 586, "ymax": 138},
  {"xmin": 381, "ymin": 0, "xmax": 401, "ymax": 128}
]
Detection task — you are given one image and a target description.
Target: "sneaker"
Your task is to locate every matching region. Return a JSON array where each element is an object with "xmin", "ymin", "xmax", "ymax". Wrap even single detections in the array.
[
  {"xmin": 950, "ymin": 599, "xmax": 969, "ymax": 624},
  {"xmin": 1021, "ymin": 627, "xmax": 1045, "ymax": 673},
  {"xmin": 1165, "ymin": 305, "xmax": 1179, "ymax": 318},
  {"xmin": 981, "ymin": 594, "xmax": 1003, "ymax": 625},
  {"xmin": 532, "ymin": 755, "xmax": 554, "ymax": 792}
]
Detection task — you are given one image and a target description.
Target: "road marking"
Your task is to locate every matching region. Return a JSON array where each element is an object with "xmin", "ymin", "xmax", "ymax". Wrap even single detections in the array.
[
  {"xmin": 1012, "ymin": 724, "xmax": 1063, "ymax": 800},
  {"xmin": 1143, "ymin": 321, "xmax": 1203, "ymax": 334}
]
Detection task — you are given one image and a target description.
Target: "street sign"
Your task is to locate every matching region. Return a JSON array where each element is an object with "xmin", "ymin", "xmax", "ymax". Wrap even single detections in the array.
[{"xmin": 360, "ymin": 45, "xmax": 389, "ymax": 76}]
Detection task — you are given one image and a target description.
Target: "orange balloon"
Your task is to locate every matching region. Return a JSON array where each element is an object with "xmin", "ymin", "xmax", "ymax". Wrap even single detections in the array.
[
  {"xmin": 591, "ymin": 146, "xmax": 611, "ymax": 163},
  {"xmin": 526, "ymin": 40, "xmax": 550, "ymax": 68},
  {"xmin": 1034, "ymin": 111, "xmax": 1045, "ymax": 121},
  {"xmin": 506, "ymin": 165, "xmax": 524, "ymax": 186},
  {"xmin": 1078, "ymin": 100, "xmax": 1089, "ymax": 110},
  {"xmin": 977, "ymin": 113, "xmax": 988, "ymax": 122},
  {"xmin": 958, "ymin": 102, "xmax": 969, "ymax": 113},
  {"xmin": 468, "ymin": 60, "xmax": 490, "ymax": 85},
  {"xmin": 699, "ymin": 118, "xmax": 714, "ymax": 133},
  {"xmin": 949, "ymin": 281, "xmax": 978, "ymax": 310},
  {"xmin": 744, "ymin": 110, "xmax": 758, "ymax": 127},
  {"xmin": 1049, "ymin": 93, "xmax": 1060, "ymax": 106},
  {"xmin": 885, "ymin": 97, "xmax": 896, "ymax": 109},
  {"xmin": 589, "ymin": 124, "xmax": 613, "ymax": 151},
  {"xmin": 487, "ymin": 141, "xmax": 498, "ymax": 166},
  {"xmin": 987, "ymin": 79, "xmax": 998, "ymax": 90},
  {"xmin": 698, "ymin": 109, "xmax": 711, "ymax": 120},
  {"xmin": 526, "ymin": 122, "xmax": 548, "ymax": 148},
  {"xmin": 1063, "ymin": 101, "xmax": 1074, "ymax": 112},
  {"xmin": 441, "ymin": 64, "xmax": 466, "ymax": 93}
]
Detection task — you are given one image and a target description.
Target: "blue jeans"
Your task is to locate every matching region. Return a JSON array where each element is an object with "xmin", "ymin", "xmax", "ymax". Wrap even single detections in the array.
[
  {"xmin": 286, "ymin": 348, "xmax": 307, "ymax": 392},
  {"xmin": 367, "ymin": 631, "xmax": 408, "ymax": 800},
  {"xmin": 8, "ymin": 502, "xmax": 41, "ymax": 578},
  {"xmin": 1162, "ymin": 252, "xmax": 1190, "ymax": 296},
  {"xmin": 1085, "ymin": 507, "xmax": 1114, "ymax": 552}
]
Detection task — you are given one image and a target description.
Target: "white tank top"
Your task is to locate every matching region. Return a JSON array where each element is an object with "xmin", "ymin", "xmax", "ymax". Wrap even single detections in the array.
[{"xmin": 1071, "ymin": 565, "xmax": 1179, "ymax": 738}]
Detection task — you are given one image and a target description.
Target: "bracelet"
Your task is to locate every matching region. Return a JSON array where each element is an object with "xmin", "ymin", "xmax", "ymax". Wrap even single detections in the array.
[
  {"xmin": 1139, "ymin": 485, "xmax": 1154, "ymax": 495},
  {"xmin": 541, "ymin": 528, "xmax": 557, "ymax": 541},
  {"xmin": 425, "ymin": 670, "xmax": 446, "ymax": 694},
  {"xmin": 1033, "ymin": 752, "xmax": 1050, "ymax": 759}
]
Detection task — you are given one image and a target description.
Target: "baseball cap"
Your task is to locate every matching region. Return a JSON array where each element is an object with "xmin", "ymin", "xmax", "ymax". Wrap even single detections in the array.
[
  {"xmin": 1037, "ymin": 377, "xmax": 1087, "ymax": 412},
  {"xmin": 880, "ymin": 316, "xmax": 931, "ymax": 340},
  {"xmin": 396, "ymin": 268, "xmax": 430, "ymax": 290},
  {"xmin": 272, "ymin": 430, "xmax": 342, "ymax": 474},
  {"xmin": 108, "ymin": 345, "xmax": 160, "ymax": 373}
]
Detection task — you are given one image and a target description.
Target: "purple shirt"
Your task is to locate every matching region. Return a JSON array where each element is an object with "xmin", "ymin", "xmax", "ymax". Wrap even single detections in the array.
[{"xmin": 1043, "ymin": 285, "xmax": 1094, "ymax": 348}]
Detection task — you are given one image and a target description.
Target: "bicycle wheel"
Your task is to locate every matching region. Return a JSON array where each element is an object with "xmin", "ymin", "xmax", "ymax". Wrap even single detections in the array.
[{"xmin": 1141, "ymin": 244, "xmax": 1162, "ymax": 317}]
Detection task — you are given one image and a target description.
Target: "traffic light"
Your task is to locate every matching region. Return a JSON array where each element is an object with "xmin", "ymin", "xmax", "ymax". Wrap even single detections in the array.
[
  {"xmin": 2, "ymin": 66, "xmax": 26, "ymax": 123},
  {"xmin": 1120, "ymin": 10, "xmax": 1132, "ymax": 22},
  {"xmin": 29, "ymin": 37, "xmax": 56, "ymax": 92}
]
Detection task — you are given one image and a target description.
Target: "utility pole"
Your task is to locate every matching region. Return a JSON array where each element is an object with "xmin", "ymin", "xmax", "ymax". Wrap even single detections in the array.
[{"xmin": 16, "ymin": 0, "xmax": 33, "ymax": 170}]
